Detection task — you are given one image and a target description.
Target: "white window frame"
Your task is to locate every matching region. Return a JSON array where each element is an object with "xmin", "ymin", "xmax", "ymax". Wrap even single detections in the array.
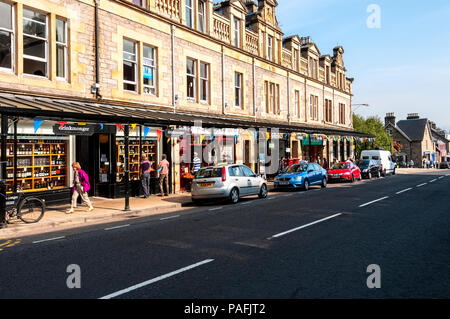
[
  {"xmin": 22, "ymin": 8, "xmax": 49, "ymax": 78},
  {"xmin": 234, "ymin": 16, "xmax": 240, "ymax": 48},
  {"xmin": 186, "ymin": 0, "xmax": 193, "ymax": 28},
  {"xmin": 123, "ymin": 38, "xmax": 138, "ymax": 92},
  {"xmin": 200, "ymin": 61, "xmax": 209, "ymax": 103},
  {"xmin": 55, "ymin": 17, "xmax": 68, "ymax": 81},
  {"xmin": 267, "ymin": 35, "xmax": 273, "ymax": 61},
  {"xmin": 143, "ymin": 44, "xmax": 157, "ymax": 96},
  {"xmin": 197, "ymin": 0, "xmax": 206, "ymax": 33},
  {"xmin": 186, "ymin": 57, "xmax": 197, "ymax": 101},
  {"xmin": 234, "ymin": 72, "xmax": 243, "ymax": 108},
  {"xmin": 0, "ymin": 1, "xmax": 14, "ymax": 73}
]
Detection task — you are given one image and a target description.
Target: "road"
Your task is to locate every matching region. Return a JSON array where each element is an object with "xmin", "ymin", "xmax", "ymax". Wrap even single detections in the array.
[{"xmin": 0, "ymin": 170, "xmax": 449, "ymax": 300}]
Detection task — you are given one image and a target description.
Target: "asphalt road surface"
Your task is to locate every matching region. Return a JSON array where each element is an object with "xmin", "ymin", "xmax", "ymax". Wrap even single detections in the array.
[{"xmin": 0, "ymin": 170, "xmax": 449, "ymax": 299}]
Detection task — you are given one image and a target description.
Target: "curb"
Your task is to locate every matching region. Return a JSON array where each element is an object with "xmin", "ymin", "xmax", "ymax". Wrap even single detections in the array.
[{"xmin": 0, "ymin": 202, "xmax": 185, "ymax": 238}]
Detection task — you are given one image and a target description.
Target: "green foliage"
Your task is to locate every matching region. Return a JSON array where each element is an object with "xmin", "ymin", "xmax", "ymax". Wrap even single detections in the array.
[{"xmin": 353, "ymin": 114, "xmax": 393, "ymax": 159}]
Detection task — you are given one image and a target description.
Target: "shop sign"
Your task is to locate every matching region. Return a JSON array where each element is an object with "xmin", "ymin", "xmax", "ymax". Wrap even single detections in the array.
[
  {"xmin": 301, "ymin": 136, "xmax": 324, "ymax": 146},
  {"xmin": 53, "ymin": 124, "xmax": 100, "ymax": 136}
]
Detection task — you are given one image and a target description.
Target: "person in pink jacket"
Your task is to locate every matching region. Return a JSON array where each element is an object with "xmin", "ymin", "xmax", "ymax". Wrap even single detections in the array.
[{"xmin": 67, "ymin": 162, "xmax": 94, "ymax": 214}]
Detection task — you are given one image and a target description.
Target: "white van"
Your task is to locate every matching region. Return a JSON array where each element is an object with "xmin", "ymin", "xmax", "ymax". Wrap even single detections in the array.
[{"xmin": 360, "ymin": 150, "xmax": 396, "ymax": 176}]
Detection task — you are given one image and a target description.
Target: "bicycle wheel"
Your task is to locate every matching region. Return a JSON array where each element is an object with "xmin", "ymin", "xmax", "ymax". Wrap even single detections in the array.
[{"xmin": 18, "ymin": 197, "xmax": 45, "ymax": 224}]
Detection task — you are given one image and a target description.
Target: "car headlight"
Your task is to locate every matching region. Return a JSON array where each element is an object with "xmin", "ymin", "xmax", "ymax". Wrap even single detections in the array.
[{"xmin": 293, "ymin": 175, "xmax": 303, "ymax": 181}]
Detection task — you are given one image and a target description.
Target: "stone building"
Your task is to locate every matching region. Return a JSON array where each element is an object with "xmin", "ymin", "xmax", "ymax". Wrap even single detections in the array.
[
  {"xmin": 385, "ymin": 113, "xmax": 448, "ymax": 167},
  {"xmin": 0, "ymin": 0, "xmax": 368, "ymax": 200}
]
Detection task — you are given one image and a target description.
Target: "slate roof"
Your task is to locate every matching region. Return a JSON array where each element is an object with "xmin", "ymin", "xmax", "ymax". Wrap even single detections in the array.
[{"xmin": 396, "ymin": 119, "xmax": 429, "ymax": 142}]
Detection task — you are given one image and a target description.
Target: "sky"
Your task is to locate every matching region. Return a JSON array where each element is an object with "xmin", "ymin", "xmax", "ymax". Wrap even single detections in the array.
[{"xmin": 273, "ymin": 0, "xmax": 450, "ymax": 131}]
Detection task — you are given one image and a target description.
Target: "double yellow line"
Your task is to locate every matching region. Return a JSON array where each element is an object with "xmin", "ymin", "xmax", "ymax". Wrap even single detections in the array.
[{"xmin": 0, "ymin": 237, "xmax": 22, "ymax": 251}]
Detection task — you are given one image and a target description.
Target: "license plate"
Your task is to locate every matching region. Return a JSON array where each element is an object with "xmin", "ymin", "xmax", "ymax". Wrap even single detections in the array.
[
  {"xmin": 280, "ymin": 181, "xmax": 290, "ymax": 185},
  {"xmin": 200, "ymin": 183, "xmax": 214, "ymax": 188}
]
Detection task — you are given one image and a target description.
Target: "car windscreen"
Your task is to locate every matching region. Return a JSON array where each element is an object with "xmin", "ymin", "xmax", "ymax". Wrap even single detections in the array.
[
  {"xmin": 331, "ymin": 163, "xmax": 350, "ymax": 170},
  {"xmin": 285, "ymin": 164, "xmax": 308, "ymax": 173},
  {"xmin": 195, "ymin": 168, "xmax": 222, "ymax": 179}
]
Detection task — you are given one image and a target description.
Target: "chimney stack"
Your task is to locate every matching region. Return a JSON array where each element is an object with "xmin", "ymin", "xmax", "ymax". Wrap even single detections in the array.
[
  {"xmin": 407, "ymin": 113, "xmax": 420, "ymax": 120},
  {"xmin": 385, "ymin": 112, "xmax": 396, "ymax": 127}
]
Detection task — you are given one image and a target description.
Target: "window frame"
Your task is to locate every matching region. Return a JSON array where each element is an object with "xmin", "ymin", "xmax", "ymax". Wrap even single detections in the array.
[
  {"xmin": 199, "ymin": 61, "xmax": 209, "ymax": 103},
  {"xmin": 22, "ymin": 7, "xmax": 49, "ymax": 78},
  {"xmin": 294, "ymin": 90, "xmax": 300, "ymax": 118},
  {"xmin": 197, "ymin": 0, "xmax": 206, "ymax": 33},
  {"xmin": 186, "ymin": 0, "xmax": 193, "ymax": 28},
  {"xmin": 186, "ymin": 57, "xmax": 197, "ymax": 101},
  {"xmin": 55, "ymin": 17, "xmax": 68, "ymax": 81},
  {"xmin": 267, "ymin": 35, "xmax": 273, "ymax": 61},
  {"xmin": 143, "ymin": 44, "xmax": 157, "ymax": 96},
  {"xmin": 233, "ymin": 16, "xmax": 240, "ymax": 48},
  {"xmin": 0, "ymin": 1, "xmax": 14, "ymax": 73},
  {"xmin": 122, "ymin": 38, "xmax": 138, "ymax": 92},
  {"xmin": 234, "ymin": 71, "xmax": 243, "ymax": 108}
]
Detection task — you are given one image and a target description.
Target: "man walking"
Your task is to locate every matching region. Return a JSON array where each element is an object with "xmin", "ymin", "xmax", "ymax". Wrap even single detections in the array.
[
  {"xmin": 158, "ymin": 154, "xmax": 170, "ymax": 196},
  {"xmin": 140, "ymin": 154, "xmax": 152, "ymax": 198},
  {"xmin": 192, "ymin": 152, "xmax": 201, "ymax": 175}
]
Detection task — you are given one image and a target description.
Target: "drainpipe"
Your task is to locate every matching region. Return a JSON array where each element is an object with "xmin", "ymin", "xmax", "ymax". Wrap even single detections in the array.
[
  {"xmin": 253, "ymin": 57, "xmax": 256, "ymax": 121},
  {"xmin": 92, "ymin": 0, "xmax": 102, "ymax": 99},
  {"xmin": 287, "ymin": 71, "xmax": 290, "ymax": 125},
  {"xmin": 222, "ymin": 47, "xmax": 226, "ymax": 115},
  {"xmin": 171, "ymin": 24, "xmax": 176, "ymax": 113}
]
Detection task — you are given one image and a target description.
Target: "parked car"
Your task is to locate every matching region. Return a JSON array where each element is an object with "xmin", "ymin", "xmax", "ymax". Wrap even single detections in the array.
[
  {"xmin": 328, "ymin": 161, "xmax": 361, "ymax": 182},
  {"xmin": 191, "ymin": 165, "xmax": 267, "ymax": 204},
  {"xmin": 274, "ymin": 162, "xmax": 328, "ymax": 191},
  {"xmin": 360, "ymin": 150, "xmax": 396, "ymax": 176},
  {"xmin": 440, "ymin": 162, "xmax": 450, "ymax": 169},
  {"xmin": 358, "ymin": 159, "xmax": 381, "ymax": 179}
]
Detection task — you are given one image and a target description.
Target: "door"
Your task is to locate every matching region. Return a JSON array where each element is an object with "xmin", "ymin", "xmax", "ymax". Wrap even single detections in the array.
[
  {"xmin": 229, "ymin": 166, "xmax": 249, "ymax": 195},
  {"xmin": 241, "ymin": 165, "xmax": 259, "ymax": 195}
]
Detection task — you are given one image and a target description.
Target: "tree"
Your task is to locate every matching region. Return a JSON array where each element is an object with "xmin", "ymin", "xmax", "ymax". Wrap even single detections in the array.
[{"xmin": 353, "ymin": 114, "xmax": 393, "ymax": 159}]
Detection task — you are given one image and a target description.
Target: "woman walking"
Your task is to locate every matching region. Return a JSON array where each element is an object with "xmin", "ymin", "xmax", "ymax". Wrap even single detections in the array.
[{"xmin": 67, "ymin": 162, "xmax": 94, "ymax": 214}]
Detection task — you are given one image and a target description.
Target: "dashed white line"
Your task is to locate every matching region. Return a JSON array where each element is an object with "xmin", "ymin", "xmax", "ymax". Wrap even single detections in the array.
[
  {"xmin": 268, "ymin": 213, "xmax": 342, "ymax": 240},
  {"xmin": 359, "ymin": 196, "xmax": 389, "ymax": 208},
  {"xmin": 417, "ymin": 183, "xmax": 427, "ymax": 188},
  {"xmin": 99, "ymin": 259, "xmax": 215, "ymax": 299},
  {"xmin": 104, "ymin": 224, "xmax": 130, "ymax": 231},
  {"xmin": 32, "ymin": 236, "xmax": 65, "ymax": 244},
  {"xmin": 438, "ymin": 176, "xmax": 444, "ymax": 179},
  {"xmin": 396, "ymin": 188, "xmax": 412, "ymax": 195},
  {"xmin": 160, "ymin": 215, "xmax": 180, "ymax": 221},
  {"xmin": 429, "ymin": 179, "xmax": 437, "ymax": 183},
  {"xmin": 209, "ymin": 207, "xmax": 223, "ymax": 211}
]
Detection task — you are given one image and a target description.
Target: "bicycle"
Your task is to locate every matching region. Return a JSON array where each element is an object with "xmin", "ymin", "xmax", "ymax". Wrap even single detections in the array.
[{"xmin": 1, "ymin": 192, "xmax": 46, "ymax": 224}]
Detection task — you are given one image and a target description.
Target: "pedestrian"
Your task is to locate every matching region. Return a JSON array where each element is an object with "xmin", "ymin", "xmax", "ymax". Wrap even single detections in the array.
[
  {"xmin": 67, "ymin": 162, "xmax": 93, "ymax": 214},
  {"xmin": 278, "ymin": 157, "xmax": 286, "ymax": 173},
  {"xmin": 409, "ymin": 159, "xmax": 414, "ymax": 168},
  {"xmin": 140, "ymin": 154, "xmax": 152, "ymax": 198},
  {"xmin": 323, "ymin": 157, "xmax": 329, "ymax": 169},
  {"xmin": 158, "ymin": 154, "xmax": 170, "ymax": 196},
  {"xmin": 192, "ymin": 152, "xmax": 201, "ymax": 175}
]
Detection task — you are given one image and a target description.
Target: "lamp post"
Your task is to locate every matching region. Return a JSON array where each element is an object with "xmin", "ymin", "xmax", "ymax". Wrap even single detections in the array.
[{"xmin": 352, "ymin": 104, "xmax": 369, "ymax": 112}]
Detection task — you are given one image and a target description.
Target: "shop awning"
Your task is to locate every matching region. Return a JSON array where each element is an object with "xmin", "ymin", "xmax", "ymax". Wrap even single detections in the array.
[{"xmin": 0, "ymin": 92, "xmax": 373, "ymax": 138}]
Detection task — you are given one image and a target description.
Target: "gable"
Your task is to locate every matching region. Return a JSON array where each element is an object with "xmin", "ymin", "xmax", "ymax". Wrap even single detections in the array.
[{"xmin": 230, "ymin": 0, "xmax": 248, "ymax": 13}]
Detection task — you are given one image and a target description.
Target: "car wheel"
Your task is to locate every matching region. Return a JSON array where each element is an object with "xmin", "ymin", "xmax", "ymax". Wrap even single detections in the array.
[
  {"xmin": 303, "ymin": 179, "xmax": 309, "ymax": 191},
  {"xmin": 321, "ymin": 177, "xmax": 327, "ymax": 188},
  {"xmin": 351, "ymin": 174, "xmax": 355, "ymax": 183},
  {"xmin": 392, "ymin": 169, "xmax": 396, "ymax": 176},
  {"xmin": 229, "ymin": 188, "xmax": 239, "ymax": 204},
  {"xmin": 368, "ymin": 172, "xmax": 372, "ymax": 179},
  {"xmin": 377, "ymin": 171, "xmax": 381, "ymax": 178},
  {"xmin": 258, "ymin": 184, "xmax": 268, "ymax": 198}
]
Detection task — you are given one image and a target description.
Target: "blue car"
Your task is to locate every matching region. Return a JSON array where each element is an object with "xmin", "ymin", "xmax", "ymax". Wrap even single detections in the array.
[{"xmin": 274, "ymin": 162, "xmax": 328, "ymax": 191}]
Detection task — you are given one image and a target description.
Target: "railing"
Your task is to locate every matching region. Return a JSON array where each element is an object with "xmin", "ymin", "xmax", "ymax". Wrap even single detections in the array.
[
  {"xmin": 212, "ymin": 13, "xmax": 231, "ymax": 43},
  {"xmin": 154, "ymin": 0, "xmax": 180, "ymax": 20},
  {"xmin": 245, "ymin": 30, "xmax": 259, "ymax": 55},
  {"xmin": 282, "ymin": 49, "xmax": 292, "ymax": 69}
]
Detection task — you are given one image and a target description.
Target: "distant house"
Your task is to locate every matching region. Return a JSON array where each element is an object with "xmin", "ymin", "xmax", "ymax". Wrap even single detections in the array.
[{"xmin": 385, "ymin": 113, "xmax": 449, "ymax": 167}]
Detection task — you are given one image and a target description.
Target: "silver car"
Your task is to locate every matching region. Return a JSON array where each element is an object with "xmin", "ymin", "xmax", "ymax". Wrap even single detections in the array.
[{"xmin": 191, "ymin": 165, "xmax": 268, "ymax": 204}]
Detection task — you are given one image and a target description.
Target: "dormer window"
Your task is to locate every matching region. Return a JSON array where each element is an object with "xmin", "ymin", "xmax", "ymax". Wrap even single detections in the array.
[
  {"xmin": 267, "ymin": 35, "xmax": 273, "ymax": 61},
  {"xmin": 234, "ymin": 16, "xmax": 240, "ymax": 48},
  {"xmin": 198, "ymin": 0, "xmax": 206, "ymax": 33}
]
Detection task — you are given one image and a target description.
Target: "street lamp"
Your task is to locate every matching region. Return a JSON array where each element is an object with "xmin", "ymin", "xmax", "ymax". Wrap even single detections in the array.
[{"xmin": 352, "ymin": 104, "xmax": 369, "ymax": 112}]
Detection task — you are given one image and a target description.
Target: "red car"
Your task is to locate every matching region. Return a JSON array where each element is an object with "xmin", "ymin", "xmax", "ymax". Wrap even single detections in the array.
[{"xmin": 327, "ymin": 161, "xmax": 361, "ymax": 182}]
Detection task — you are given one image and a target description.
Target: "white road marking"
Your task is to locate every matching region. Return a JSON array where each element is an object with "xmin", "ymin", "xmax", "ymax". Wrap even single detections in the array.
[
  {"xmin": 104, "ymin": 224, "xmax": 130, "ymax": 231},
  {"xmin": 396, "ymin": 188, "xmax": 412, "ymax": 195},
  {"xmin": 209, "ymin": 207, "xmax": 223, "ymax": 211},
  {"xmin": 359, "ymin": 196, "xmax": 389, "ymax": 208},
  {"xmin": 268, "ymin": 213, "xmax": 342, "ymax": 240},
  {"xmin": 438, "ymin": 176, "xmax": 444, "ymax": 179},
  {"xmin": 416, "ymin": 183, "xmax": 427, "ymax": 188},
  {"xmin": 160, "ymin": 215, "xmax": 180, "ymax": 221},
  {"xmin": 32, "ymin": 236, "xmax": 65, "ymax": 244},
  {"xmin": 429, "ymin": 179, "xmax": 437, "ymax": 183},
  {"xmin": 99, "ymin": 259, "xmax": 214, "ymax": 299}
]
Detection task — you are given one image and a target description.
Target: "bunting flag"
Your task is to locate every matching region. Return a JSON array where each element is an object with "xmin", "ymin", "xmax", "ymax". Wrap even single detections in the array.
[
  {"xmin": 57, "ymin": 121, "xmax": 67, "ymax": 128},
  {"xmin": 115, "ymin": 124, "xmax": 123, "ymax": 132},
  {"xmin": 266, "ymin": 132, "xmax": 270, "ymax": 141},
  {"xmin": 254, "ymin": 131, "xmax": 258, "ymax": 141},
  {"xmin": 98, "ymin": 123, "xmax": 104, "ymax": 130},
  {"xmin": 234, "ymin": 135, "xmax": 238, "ymax": 144},
  {"xmin": 143, "ymin": 126, "xmax": 150, "ymax": 139},
  {"xmin": 130, "ymin": 124, "xmax": 137, "ymax": 135},
  {"xmin": 167, "ymin": 137, "xmax": 171, "ymax": 143},
  {"xmin": 34, "ymin": 119, "xmax": 44, "ymax": 133},
  {"xmin": 156, "ymin": 129, "xmax": 162, "ymax": 141},
  {"xmin": 78, "ymin": 122, "xmax": 87, "ymax": 126},
  {"xmin": 200, "ymin": 135, "xmax": 204, "ymax": 144}
]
